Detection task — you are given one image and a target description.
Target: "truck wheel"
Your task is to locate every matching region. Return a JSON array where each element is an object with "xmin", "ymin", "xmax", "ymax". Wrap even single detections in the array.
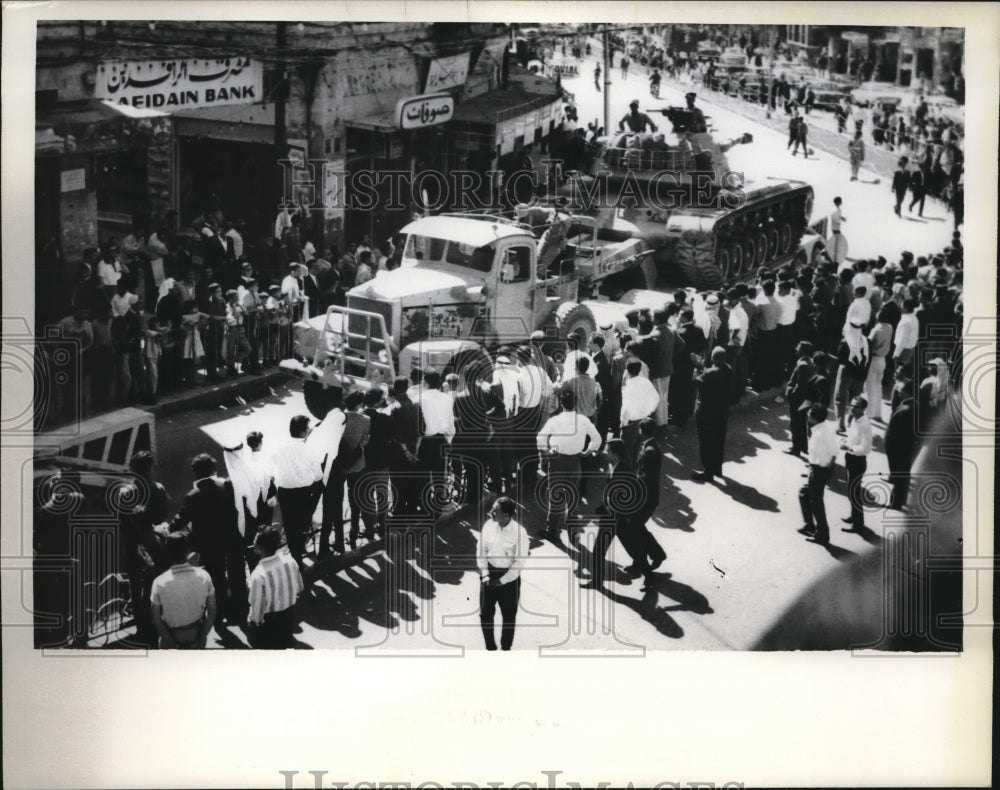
[
  {"xmin": 740, "ymin": 237, "xmax": 756, "ymax": 274},
  {"xmin": 765, "ymin": 225, "xmax": 780, "ymax": 261},
  {"xmin": 553, "ymin": 302, "xmax": 597, "ymax": 353}
]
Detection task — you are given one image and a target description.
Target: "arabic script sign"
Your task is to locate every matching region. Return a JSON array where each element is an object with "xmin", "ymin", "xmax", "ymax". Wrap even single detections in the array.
[
  {"xmin": 395, "ymin": 93, "xmax": 455, "ymax": 130},
  {"xmin": 425, "ymin": 53, "xmax": 471, "ymax": 92},
  {"xmin": 94, "ymin": 57, "xmax": 264, "ymax": 111}
]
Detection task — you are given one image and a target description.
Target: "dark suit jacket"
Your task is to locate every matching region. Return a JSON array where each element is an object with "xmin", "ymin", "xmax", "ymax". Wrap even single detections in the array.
[
  {"xmin": 636, "ymin": 438, "xmax": 662, "ymax": 509},
  {"xmin": 598, "ymin": 463, "xmax": 643, "ymax": 528},
  {"xmin": 884, "ymin": 398, "xmax": 917, "ymax": 461},
  {"xmin": 169, "ymin": 476, "xmax": 239, "ymax": 558},
  {"xmin": 592, "ymin": 350, "xmax": 612, "ymax": 397},
  {"xmin": 303, "ymin": 273, "xmax": 321, "ymax": 306},
  {"xmin": 696, "ymin": 362, "xmax": 735, "ymax": 414}
]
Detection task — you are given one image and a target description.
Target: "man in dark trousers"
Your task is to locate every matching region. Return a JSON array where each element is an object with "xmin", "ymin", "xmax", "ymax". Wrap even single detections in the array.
[
  {"xmin": 633, "ymin": 419, "xmax": 668, "ymax": 585},
  {"xmin": 693, "ymin": 347, "xmax": 735, "ymax": 482},
  {"xmin": 784, "ymin": 341, "xmax": 815, "ymax": 457},
  {"xmin": 169, "ymin": 453, "xmax": 246, "ymax": 626},
  {"xmin": 591, "ymin": 439, "xmax": 643, "ymax": 586},
  {"xmin": 271, "ymin": 415, "xmax": 325, "ymax": 564},
  {"xmin": 799, "ymin": 404, "xmax": 838, "ymax": 545},
  {"xmin": 883, "ymin": 382, "xmax": 918, "ymax": 510},
  {"xmin": 360, "ymin": 387, "xmax": 394, "ymax": 540},
  {"xmin": 670, "ymin": 308, "xmax": 704, "ymax": 426},
  {"xmin": 892, "ymin": 157, "xmax": 910, "ymax": 217},
  {"xmin": 908, "ymin": 165, "xmax": 926, "ymax": 217}
]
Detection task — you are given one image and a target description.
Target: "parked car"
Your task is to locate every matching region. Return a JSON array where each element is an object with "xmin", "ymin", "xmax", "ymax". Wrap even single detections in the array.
[
  {"xmin": 849, "ymin": 81, "xmax": 910, "ymax": 110},
  {"xmin": 809, "ymin": 80, "xmax": 853, "ymax": 112}
]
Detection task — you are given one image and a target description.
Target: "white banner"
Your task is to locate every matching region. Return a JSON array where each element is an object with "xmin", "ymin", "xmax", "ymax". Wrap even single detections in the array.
[{"xmin": 95, "ymin": 57, "xmax": 264, "ymax": 111}]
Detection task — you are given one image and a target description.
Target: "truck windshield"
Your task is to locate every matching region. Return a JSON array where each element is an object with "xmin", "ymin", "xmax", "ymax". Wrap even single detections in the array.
[{"xmin": 403, "ymin": 235, "xmax": 495, "ymax": 273}]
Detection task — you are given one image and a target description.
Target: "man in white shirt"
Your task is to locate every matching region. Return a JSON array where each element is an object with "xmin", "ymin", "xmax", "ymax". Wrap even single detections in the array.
[
  {"xmin": 247, "ymin": 525, "xmax": 303, "ymax": 649},
  {"xmin": 110, "ymin": 282, "xmax": 139, "ymax": 318},
  {"xmin": 893, "ymin": 298, "xmax": 919, "ymax": 382},
  {"xmin": 281, "ymin": 263, "xmax": 305, "ymax": 320},
  {"xmin": 417, "ymin": 370, "xmax": 457, "ymax": 518},
  {"xmin": 798, "ymin": 404, "xmax": 838, "ymax": 545},
  {"xmin": 150, "ymin": 531, "xmax": 217, "ymax": 649},
  {"xmin": 845, "ymin": 285, "xmax": 872, "ymax": 330},
  {"xmin": 775, "ymin": 279, "xmax": 799, "ymax": 378},
  {"xmin": 619, "ymin": 360, "xmax": 661, "ymax": 467},
  {"xmin": 840, "ymin": 396, "xmax": 873, "ymax": 531},
  {"xmin": 852, "ymin": 259, "xmax": 875, "ymax": 302},
  {"xmin": 725, "ymin": 289, "xmax": 750, "ymax": 399},
  {"xmin": 536, "ymin": 390, "xmax": 602, "ymax": 542},
  {"xmin": 271, "ymin": 415, "xmax": 324, "ymax": 564},
  {"xmin": 477, "ymin": 497, "xmax": 529, "ymax": 650}
]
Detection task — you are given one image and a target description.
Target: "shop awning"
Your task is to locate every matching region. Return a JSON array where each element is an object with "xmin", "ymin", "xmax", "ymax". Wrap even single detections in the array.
[
  {"xmin": 35, "ymin": 98, "xmax": 164, "ymax": 129},
  {"xmin": 347, "ymin": 109, "xmax": 398, "ymax": 131}
]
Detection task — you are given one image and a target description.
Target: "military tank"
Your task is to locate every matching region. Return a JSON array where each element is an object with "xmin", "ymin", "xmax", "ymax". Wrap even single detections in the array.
[{"xmin": 564, "ymin": 105, "xmax": 815, "ymax": 290}]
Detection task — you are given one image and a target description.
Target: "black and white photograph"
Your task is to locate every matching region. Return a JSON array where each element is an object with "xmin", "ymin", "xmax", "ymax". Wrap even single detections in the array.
[{"xmin": 2, "ymin": 2, "xmax": 995, "ymax": 788}]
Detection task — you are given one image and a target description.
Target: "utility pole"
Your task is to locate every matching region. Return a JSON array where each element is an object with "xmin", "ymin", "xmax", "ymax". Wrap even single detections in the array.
[
  {"xmin": 603, "ymin": 28, "xmax": 611, "ymax": 135},
  {"xmin": 275, "ymin": 21, "xmax": 288, "ymax": 209}
]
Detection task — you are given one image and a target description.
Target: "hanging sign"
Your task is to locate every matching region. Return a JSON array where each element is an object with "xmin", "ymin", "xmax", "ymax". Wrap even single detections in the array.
[
  {"xmin": 396, "ymin": 93, "xmax": 455, "ymax": 130},
  {"xmin": 95, "ymin": 57, "xmax": 263, "ymax": 111}
]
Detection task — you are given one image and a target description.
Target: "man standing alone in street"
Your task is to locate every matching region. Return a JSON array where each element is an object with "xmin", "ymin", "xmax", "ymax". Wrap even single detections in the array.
[{"xmin": 477, "ymin": 497, "xmax": 529, "ymax": 651}]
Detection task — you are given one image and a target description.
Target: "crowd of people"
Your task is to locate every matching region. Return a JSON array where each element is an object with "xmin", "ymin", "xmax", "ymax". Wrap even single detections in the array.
[
  {"xmin": 105, "ymin": 221, "xmax": 962, "ymax": 649},
  {"xmin": 46, "ymin": 204, "xmax": 403, "ymax": 428}
]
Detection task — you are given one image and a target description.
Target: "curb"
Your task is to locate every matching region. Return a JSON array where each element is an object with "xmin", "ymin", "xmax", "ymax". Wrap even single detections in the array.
[{"xmin": 147, "ymin": 368, "xmax": 293, "ymax": 419}]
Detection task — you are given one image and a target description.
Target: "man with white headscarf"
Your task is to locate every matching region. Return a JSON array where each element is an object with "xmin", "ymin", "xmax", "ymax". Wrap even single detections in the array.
[
  {"xmin": 834, "ymin": 320, "xmax": 870, "ymax": 433},
  {"xmin": 224, "ymin": 431, "xmax": 278, "ymax": 571}
]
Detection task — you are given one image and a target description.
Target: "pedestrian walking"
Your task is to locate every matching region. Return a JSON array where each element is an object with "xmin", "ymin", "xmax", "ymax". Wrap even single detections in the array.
[
  {"xmin": 798, "ymin": 404, "xmax": 838, "ymax": 545},
  {"xmin": 848, "ymin": 131, "xmax": 865, "ymax": 181},
  {"xmin": 908, "ymin": 166, "xmax": 926, "ymax": 217},
  {"xmin": 246, "ymin": 525, "xmax": 304, "ymax": 649},
  {"xmin": 891, "ymin": 157, "xmax": 910, "ymax": 216},
  {"xmin": 693, "ymin": 347, "xmax": 735, "ymax": 482},
  {"xmin": 840, "ymin": 396, "xmax": 873, "ymax": 531},
  {"xmin": 150, "ymin": 531, "xmax": 217, "ymax": 649},
  {"xmin": 477, "ymin": 497, "xmax": 529, "ymax": 651},
  {"xmin": 650, "ymin": 309, "xmax": 681, "ymax": 427},
  {"xmin": 595, "ymin": 62, "xmax": 602, "ymax": 91}
]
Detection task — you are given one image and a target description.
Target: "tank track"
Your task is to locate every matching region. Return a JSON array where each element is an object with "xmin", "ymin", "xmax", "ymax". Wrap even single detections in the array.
[{"xmin": 671, "ymin": 185, "xmax": 814, "ymax": 290}]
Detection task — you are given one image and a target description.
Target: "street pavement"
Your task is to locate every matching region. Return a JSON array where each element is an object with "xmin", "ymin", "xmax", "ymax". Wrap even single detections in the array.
[{"xmin": 148, "ymin": 379, "xmax": 894, "ymax": 652}]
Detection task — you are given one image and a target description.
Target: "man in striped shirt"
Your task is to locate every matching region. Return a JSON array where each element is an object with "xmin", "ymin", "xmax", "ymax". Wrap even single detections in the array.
[{"xmin": 247, "ymin": 525, "xmax": 304, "ymax": 649}]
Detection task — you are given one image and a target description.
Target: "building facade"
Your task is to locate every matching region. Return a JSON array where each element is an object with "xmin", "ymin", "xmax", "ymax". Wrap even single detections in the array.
[{"xmin": 35, "ymin": 20, "xmax": 564, "ymax": 302}]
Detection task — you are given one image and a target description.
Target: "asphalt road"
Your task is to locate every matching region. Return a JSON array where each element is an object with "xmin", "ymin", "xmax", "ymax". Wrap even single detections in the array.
[{"xmin": 152, "ymin": 379, "xmax": 892, "ymax": 652}]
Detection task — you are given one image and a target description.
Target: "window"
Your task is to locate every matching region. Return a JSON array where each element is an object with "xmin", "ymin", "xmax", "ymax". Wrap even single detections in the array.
[
  {"xmin": 500, "ymin": 246, "xmax": 531, "ymax": 283},
  {"xmin": 403, "ymin": 235, "xmax": 494, "ymax": 273}
]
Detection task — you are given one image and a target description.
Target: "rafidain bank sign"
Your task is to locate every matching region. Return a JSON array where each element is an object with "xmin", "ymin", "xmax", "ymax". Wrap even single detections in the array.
[{"xmin": 94, "ymin": 57, "xmax": 264, "ymax": 110}]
